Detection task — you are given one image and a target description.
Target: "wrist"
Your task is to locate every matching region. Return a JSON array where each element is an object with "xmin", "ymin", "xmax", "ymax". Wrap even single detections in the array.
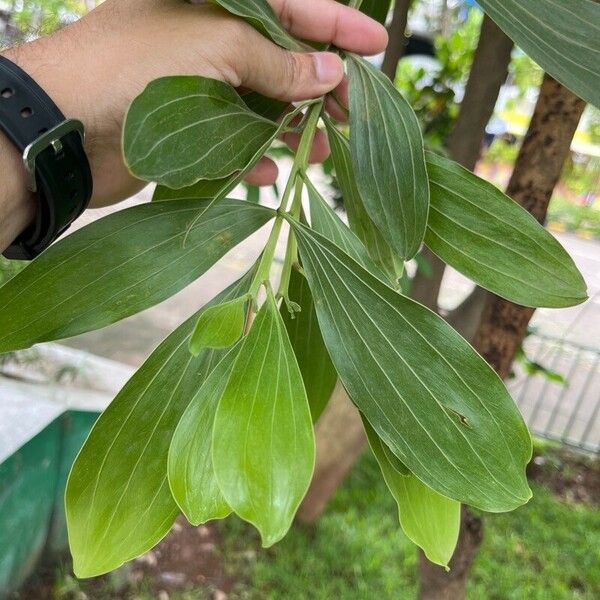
[
  {"xmin": 2, "ymin": 32, "xmax": 100, "ymax": 147},
  {"xmin": 0, "ymin": 128, "xmax": 36, "ymax": 253},
  {"xmin": 2, "ymin": 26, "xmax": 139, "ymax": 207},
  {"xmin": 0, "ymin": 39, "xmax": 94, "ymax": 258}
]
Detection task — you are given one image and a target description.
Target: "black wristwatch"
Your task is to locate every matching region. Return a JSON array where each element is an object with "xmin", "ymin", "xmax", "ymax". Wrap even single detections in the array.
[{"xmin": 0, "ymin": 55, "xmax": 93, "ymax": 260}]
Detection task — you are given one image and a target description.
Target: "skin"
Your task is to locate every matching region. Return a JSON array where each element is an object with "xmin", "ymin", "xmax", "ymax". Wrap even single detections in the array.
[{"xmin": 0, "ymin": 0, "xmax": 387, "ymax": 253}]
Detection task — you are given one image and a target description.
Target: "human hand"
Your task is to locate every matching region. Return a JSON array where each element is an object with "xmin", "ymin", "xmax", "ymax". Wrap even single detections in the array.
[{"xmin": 4, "ymin": 0, "xmax": 387, "ymax": 207}]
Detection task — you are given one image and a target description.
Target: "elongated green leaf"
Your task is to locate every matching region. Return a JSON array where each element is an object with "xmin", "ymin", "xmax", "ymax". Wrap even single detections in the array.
[
  {"xmin": 347, "ymin": 54, "xmax": 429, "ymax": 260},
  {"xmin": 305, "ymin": 178, "xmax": 390, "ymax": 284},
  {"xmin": 359, "ymin": 0, "xmax": 392, "ymax": 24},
  {"xmin": 292, "ymin": 223, "xmax": 532, "ymax": 512},
  {"xmin": 325, "ymin": 120, "xmax": 399, "ymax": 283},
  {"xmin": 478, "ymin": 0, "xmax": 600, "ymax": 108},
  {"xmin": 339, "ymin": 0, "xmax": 391, "ymax": 24},
  {"xmin": 240, "ymin": 90, "xmax": 289, "ymax": 122},
  {"xmin": 153, "ymin": 178, "xmax": 236, "ymax": 202},
  {"xmin": 425, "ymin": 152, "xmax": 587, "ymax": 308},
  {"xmin": 124, "ymin": 76, "xmax": 278, "ymax": 188},
  {"xmin": 0, "ymin": 200, "xmax": 274, "ymax": 353},
  {"xmin": 66, "ymin": 272, "xmax": 254, "ymax": 578},
  {"xmin": 189, "ymin": 295, "xmax": 249, "ymax": 356},
  {"xmin": 381, "ymin": 438, "xmax": 410, "ymax": 476},
  {"xmin": 363, "ymin": 417, "xmax": 460, "ymax": 567},
  {"xmin": 152, "ymin": 93, "xmax": 290, "ymax": 203},
  {"xmin": 211, "ymin": 0, "xmax": 307, "ymax": 52},
  {"xmin": 281, "ymin": 267, "xmax": 337, "ymax": 421},
  {"xmin": 168, "ymin": 342, "xmax": 242, "ymax": 525},
  {"xmin": 213, "ymin": 290, "xmax": 315, "ymax": 546}
]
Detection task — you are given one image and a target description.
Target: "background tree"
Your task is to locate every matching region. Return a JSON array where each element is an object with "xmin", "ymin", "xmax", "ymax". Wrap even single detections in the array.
[{"xmin": 418, "ymin": 74, "xmax": 587, "ymax": 600}]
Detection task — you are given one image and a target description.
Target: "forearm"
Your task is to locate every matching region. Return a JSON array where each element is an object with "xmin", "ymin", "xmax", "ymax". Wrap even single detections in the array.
[
  {"xmin": 0, "ymin": 123, "xmax": 35, "ymax": 253},
  {"xmin": 0, "ymin": 37, "xmax": 81, "ymax": 254}
]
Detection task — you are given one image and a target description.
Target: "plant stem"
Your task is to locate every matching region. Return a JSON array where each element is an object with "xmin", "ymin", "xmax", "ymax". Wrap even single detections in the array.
[
  {"xmin": 277, "ymin": 179, "xmax": 303, "ymax": 300},
  {"xmin": 277, "ymin": 101, "xmax": 324, "ymax": 213},
  {"xmin": 249, "ymin": 216, "xmax": 284, "ymax": 298},
  {"xmin": 277, "ymin": 101, "xmax": 324, "ymax": 298},
  {"xmin": 250, "ymin": 101, "xmax": 324, "ymax": 303}
]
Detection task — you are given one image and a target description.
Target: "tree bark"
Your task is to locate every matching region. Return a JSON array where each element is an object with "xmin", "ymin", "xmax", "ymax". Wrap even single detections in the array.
[
  {"xmin": 417, "ymin": 74, "xmax": 586, "ymax": 600},
  {"xmin": 472, "ymin": 75, "xmax": 586, "ymax": 377},
  {"xmin": 410, "ymin": 16, "xmax": 514, "ymax": 311},
  {"xmin": 296, "ymin": 382, "xmax": 367, "ymax": 523},
  {"xmin": 381, "ymin": 0, "xmax": 412, "ymax": 80},
  {"xmin": 419, "ymin": 506, "xmax": 483, "ymax": 600},
  {"xmin": 447, "ymin": 15, "xmax": 514, "ymax": 171},
  {"xmin": 445, "ymin": 286, "xmax": 488, "ymax": 340}
]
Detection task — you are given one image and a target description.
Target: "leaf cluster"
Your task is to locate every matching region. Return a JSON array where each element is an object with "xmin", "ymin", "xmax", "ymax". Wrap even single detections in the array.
[{"xmin": 0, "ymin": 0, "xmax": 596, "ymax": 577}]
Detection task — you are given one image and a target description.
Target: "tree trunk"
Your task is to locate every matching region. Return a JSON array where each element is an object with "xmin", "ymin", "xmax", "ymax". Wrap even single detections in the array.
[
  {"xmin": 417, "ymin": 74, "xmax": 586, "ymax": 600},
  {"xmin": 447, "ymin": 15, "xmax": 514, "ymax": 171},
  {"xmin": 381, "ymin": 0, "xmax": 412, "ymax": 81},
  {"xmin": 472, "ymin": 75, "xmax": 586, "ymax": 377},
  {"xmin": 419, "ymin": 506, "xmax": 483, "ymax": 600},
  {"xmin": 296, "ymin": 382, "xmax": 367, "ymax": 523},
  {"xmin": 445, "ymin": 286, "xmax": 488, "ymax": 340},
  {"xmin": 411, "ymin": 15, "xmax": 514, "ymax": 310}
]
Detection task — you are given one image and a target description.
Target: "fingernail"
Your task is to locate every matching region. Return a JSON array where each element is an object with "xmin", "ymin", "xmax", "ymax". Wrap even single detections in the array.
[{"xmin": 312, "ymin": 53, "xmax": 344, "ymax": 86}]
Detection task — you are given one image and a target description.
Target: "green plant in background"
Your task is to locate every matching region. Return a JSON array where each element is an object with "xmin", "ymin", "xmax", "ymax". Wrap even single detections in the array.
[
  {"xmin": 4, "ymin": 0, "xmax": 91, "ymax": 37},
  {"xmin": 395, "ymin": 8, "xmax": 482, "ymax": 148},
  {"xmin": 0, "ymin": 0, "xmax": 597, "ymax": 581}
]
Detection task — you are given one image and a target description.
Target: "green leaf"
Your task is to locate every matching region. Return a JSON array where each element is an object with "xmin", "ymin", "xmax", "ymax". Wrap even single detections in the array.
[
  {"xmin": 359, "ymin": 0, "xmax": 392, "ymax": 24},
  {"xmin": 338, "ymin": 0, "xmax": 391, "ymax": 24},
  {"xmin": 363, "ymin": 417, "xmax": 461, "ymax": 567},
  {"xmin": 347, "ymin": 54, "xmax": 429, "ymax": 260},
  {"xmin": 210, "ymin": 0, "xmax": 308, "ymax": 52},
  {"xmin": 305, "ymin": 178, "xmax": 392, "ymax": 286},
  {"xmin": 168, "ymin": 342, "xmax": 242, "ymax": 525},
  {"xmin": 325, "ymin": 120, "xmax": 399, "ymax": 283},
  {"xmin": 152, "ymin": 93, "xmax": 292, "ymax": 203},
  {"xmin": 153, "ymin": 177, "xmax": 236, "ymax": 202},
  {"xmin": 240, "ymin": 90, "xmax": 289, "ymax": 121},
  {"xmin": 291, "ymin": 223, "xmax": 532, "ymax": 512},
  {"xmin": 246, "ymin": 184, "xmax": 261, "ymax": 204},
  {"xmin": 212, "ymin": 289, "xmax": 315, "ymax": 546},
  {"xmin": 66, "ymin": 272, "xmax": 255, "ymax": 578},
  {"xmin": 123, "ymin": 76, "xmax": 278, "ymax": 188},
  {"xmin": 425, "ymin": 152, "xmax": 588, "ymax": 308},
  {"xmin": 281, "ymin": 267, "xmax": 337, "ymax": 421},
  {"xmin": 0, "ymin": 199, "xmax": 274, "ymax": 353},
  {"xmin": 189, "ymin": 295, "xmax": 249, "ymax": 356},
  {"xmin": 478, "ymin": 0, "xmax": 600, "ymax": 108}
]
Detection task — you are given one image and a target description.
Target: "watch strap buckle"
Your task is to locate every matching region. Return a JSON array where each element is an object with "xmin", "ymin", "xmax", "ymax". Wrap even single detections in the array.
[{"xmin": 22, "ymin": 118, "xmax": 85, "ymax": 192}]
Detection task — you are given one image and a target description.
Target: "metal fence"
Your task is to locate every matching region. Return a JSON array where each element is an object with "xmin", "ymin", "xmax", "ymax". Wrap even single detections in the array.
[{"xmin": 509, "ymin": 334, "xmax": 600, "ymax": 454}]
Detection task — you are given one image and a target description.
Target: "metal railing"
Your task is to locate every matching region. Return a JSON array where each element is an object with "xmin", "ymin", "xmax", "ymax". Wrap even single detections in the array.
[{"xmin": 509, "ymin": 334, "xmax": 600, "ymax": 454}]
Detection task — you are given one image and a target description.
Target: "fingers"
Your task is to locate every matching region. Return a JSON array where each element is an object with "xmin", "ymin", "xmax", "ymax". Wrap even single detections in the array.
[
  {"xmin": 281, "ymin": 114, "xmax": 330, "ymax": 163},
  {"xmin": 269, "ymin": 0, "xmax": 388, "ymax": 55},
  {"xmin": 245, "ymin": 156, "xmax": 279, "ymax": 186},
  {"xmin": 238, "ymin": 33, "xmax": 344, "ymax": 102},
  {"xmin": 325, "ymin": 77, "xmax": 349, "ymax": 122}
]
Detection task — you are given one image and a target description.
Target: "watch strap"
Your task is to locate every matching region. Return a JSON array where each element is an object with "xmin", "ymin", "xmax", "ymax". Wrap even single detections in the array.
[{"xmin": 0, "ymin": 55, "xmax": 93, "ymax": 260}]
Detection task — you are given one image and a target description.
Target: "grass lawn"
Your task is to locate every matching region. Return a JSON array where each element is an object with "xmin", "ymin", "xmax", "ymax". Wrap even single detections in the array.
[
  {"xmin": 217, "ymin": 453, "xmax": 600, "ymax": 600},
  {"xmin": 21, "ymin": 449, "xmax": 600, "ymax": 600}
]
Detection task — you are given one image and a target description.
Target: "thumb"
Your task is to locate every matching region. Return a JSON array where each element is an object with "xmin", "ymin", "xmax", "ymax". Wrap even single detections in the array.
[{"xmin": 237, "ymin": 38, "xmax": 344, "ymax": 102}]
